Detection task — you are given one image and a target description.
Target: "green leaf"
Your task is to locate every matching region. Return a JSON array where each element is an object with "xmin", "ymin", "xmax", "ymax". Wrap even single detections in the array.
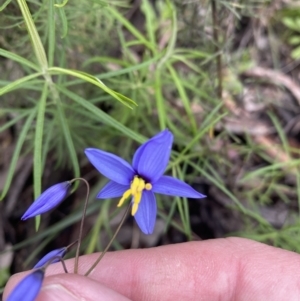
[
  {"xmin": 17, "ymin": 0, "xmax": 48, "ymax": 70},
  {"xmin": 57, "ymin": 85, "xmax": 144, "ymax": 143},
  {"xmin": 0, "ymin": 108, "xmax": 37, "ymax": 200},
  {"xmin": 56, "ymin": 4, "xmax": 68, "ymax": 38},
  {"xmin": 167, "ymin": 64, "xmax": 197, "ymax": 134},
  {"xmin": 47, "ymin": 0, "xmax": 55, "ymax": 67},
  {"xmin": 157, "ymin": 0, "xmax": 177, "ymax": 68},
  {"xmin": 84, "ymin": 55, "xmax": 161, "ymax": 79},
  {"xmin": 141, "ymin": 0, "xmax": 157, "ymax": 52},
  {"xmin": 48, "ymin": 67, "xmax": 137, "ymax": 108},
  {"xmin": 154, "ymin": 68, "xmax": 166, "ymax": 129},
  {"xmin": 0, "ymin": 73, "xmax": 42, "ymax": 96},
  {"xmin": 283, "ymin": 17, "xmax": 298, "ymax": 31},
  {"xmin": 55, "ymin": 96, "xmax": 80, "ymax": 181},
  {"xmin": 291, "ymin": 46, "xmax": 300, "ymax": 59},
  {"xmin": 0, "ymin": 49, "xmax": 39, "ymax": 71},
  {"xmin": 54, "ymin": 0, "xmax": 68, "ymax": 7},
  {"xmin": 106, "ymin": 5, "xmax": 154, "ymax": 51},
  {"xmin": 289, "ymin": 36, "xmax": 300, "ymax": 45},
  {"xmin": 0, "ymin": 111, "xmax": 30, "ymax": 133},
  {"xmin": 33, "ymin": 84, "xmax": 48, "ymax": 230},
  {"xmin": 0, "ymin": 0, "xmax": 12, "ymax": 11}
]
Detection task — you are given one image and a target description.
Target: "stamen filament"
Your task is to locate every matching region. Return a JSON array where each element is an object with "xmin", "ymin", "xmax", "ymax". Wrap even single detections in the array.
[
  {"xmin": 137, "ymin": 181, "xmax": 145, "ymax": 192},
  {"xmin": 132, "ymin": 203, "xmax": 138, "ymax": 215},
  {"xmin": 117, "ymin": 189, "xmax": 131, "ymax": 207},
  {"xmin": 131, "ymin": 191, "xmax": 142, "ymax": 215},
  {"xmin": 130, "ymin": 176, "xmax": 140, "ymax": 195}
]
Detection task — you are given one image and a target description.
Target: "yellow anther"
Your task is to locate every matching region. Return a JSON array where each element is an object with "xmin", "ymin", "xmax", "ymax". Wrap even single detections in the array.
[
  {"xmin": 137, "ymin": 180, "xmax": 145, "ymax": 192},
  {"xmin": 134, "ymin": 191, "xmax": 142, "ymax": 205},
  {"xmin": 117, "ymin": 189, "xmax": 131, "ymax": 207},
  {"xmin": 130, "ymin": 176, "xmax": 140, "ymax": 195},
  {"xmin": 117, "ymin": 176, "xmax": 153, "ymax": 215},
  {"xmin": 132, "ymin": 203, "xmax": 139, "ymax": 216},
  {"xmin": 132, "ymin": 191, "xmax": 142, "ymax": 215}
]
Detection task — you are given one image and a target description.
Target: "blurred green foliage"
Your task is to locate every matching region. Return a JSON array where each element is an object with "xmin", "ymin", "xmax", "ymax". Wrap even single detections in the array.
[{"xmin": 283, "ymin": 15, "xmax": 300, "ymax": 59}]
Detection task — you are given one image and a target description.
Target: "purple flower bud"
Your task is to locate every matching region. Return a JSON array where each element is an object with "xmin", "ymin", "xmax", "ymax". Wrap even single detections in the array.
[
  {"xmin": 6, "ymin": 269, "xmax": 44, "ymax": 301},
  {"xmin": 21, "ymin": 182, "xmax": 71, "ymax": 220},
  {"xmin": 33, "ymin": 247, "xmax": 67, "ymax": 269}
]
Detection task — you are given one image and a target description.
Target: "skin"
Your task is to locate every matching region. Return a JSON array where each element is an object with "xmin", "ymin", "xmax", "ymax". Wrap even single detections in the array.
[{"xmin": 4, "ymin": 237, "xmax": 300, "ymax": 301}]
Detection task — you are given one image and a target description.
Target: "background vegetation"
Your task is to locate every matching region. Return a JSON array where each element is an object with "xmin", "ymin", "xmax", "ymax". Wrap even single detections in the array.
[{"xmin": 1, "ymin": 0, "xmax": 300, "ymax": 295}]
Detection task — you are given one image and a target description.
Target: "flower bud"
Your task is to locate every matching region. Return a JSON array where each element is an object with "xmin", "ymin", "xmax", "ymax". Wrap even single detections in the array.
[
  {"xmin": 33, "ymin": 247, "xmax": 67, "ymax": 269},
  {"xmin": 21, "ymin": 182, "xmax": 71, "ymax": 220},
  {"xmin": 6, "ymin": 269, "xmax": 44, "ymax": 301}
]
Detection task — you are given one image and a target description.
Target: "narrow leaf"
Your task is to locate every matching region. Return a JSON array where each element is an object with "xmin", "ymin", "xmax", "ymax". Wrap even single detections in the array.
[
  {"xmin": 57, "ymin": 85, "xmax": 144, "ymax": 143},
  {"xmin": 55, "ymin": 97, "xmax": 80, "ymax": 181},
  {"xmin": 0, "ymin": 48, "xmax": 39, "ymax": 71},
  {"xmin": 48, "ymin": 67, "xmax": 136, "ymax": 108},
  {"xmin": 33, "ymin": 84, "xmax": 48, "ymax": 230},
  {"xmin": 0, "ymin": 108, "xmax": 37, "ymax": 200},
  {"xmin": 0, "ymin": 73, "xmax": 42, "ymax": 96},
  {"xmin": 17, "ymin": 0, "xmax": 48, "ymax": 70}
]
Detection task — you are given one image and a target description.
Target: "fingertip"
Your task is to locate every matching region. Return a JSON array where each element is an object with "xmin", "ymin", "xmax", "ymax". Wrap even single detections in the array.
[
  {"xmin": 4, "ymin": 272, "xmax": 131, "ymax": 301},
  {"xmin": 37, "ymin": 274, "xmax": 131, "ymax": 301}
]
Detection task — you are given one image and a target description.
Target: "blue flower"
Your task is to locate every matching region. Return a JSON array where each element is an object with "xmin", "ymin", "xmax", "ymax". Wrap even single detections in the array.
[
  {"xmin": 6, "ymin": 269, "xmax": 44, "ymax": 301},
  {"xmin": 21, "ymin": 182, "xmax": 71, "ymax": 220},
  {"xmin": 85, "ymin": 129, "xmax": 206, "ymax": 235},
  {"xmin": 33, "ymin": 247, "xmax": 67, "ymax": 269}
]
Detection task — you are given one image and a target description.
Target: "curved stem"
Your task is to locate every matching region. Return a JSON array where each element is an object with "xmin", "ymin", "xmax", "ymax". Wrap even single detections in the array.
[
  {"xmin": 84, "ymin": 203, "xmax": 131, "ymax": 276},
  {"xmin": 69, "ymin": 177, "xmax": 90, "ymax": 274},
  {"xmin": 43, "ymin": 256, "xmax": 69, "ymax": 273}
]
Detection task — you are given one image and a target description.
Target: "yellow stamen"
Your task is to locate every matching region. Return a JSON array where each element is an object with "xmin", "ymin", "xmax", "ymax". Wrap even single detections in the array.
[
  {"xmin": 117, "ymin": 189, "xmax": 131, "ymax": 207},
  {"xmin": 130, "ymin": 176, "xmax": 140, "ymax": 195},
  {"xmin": 117, "ymin": 176, "xmax": 152, "ymax": 215},
  {"xmin": 145, "ymin": 183, "xmax": 152, "ymax": 190},
  {"xmin": 132, "ymin": 203, "xmax": 139, "ymax": 216},
  {"xmin": 137, "ymin": 180, "xmax": 145, "ymax": 192},
  {"xmin": 132, "ymin": 191, "xmax": 142, "ymax": 215}
]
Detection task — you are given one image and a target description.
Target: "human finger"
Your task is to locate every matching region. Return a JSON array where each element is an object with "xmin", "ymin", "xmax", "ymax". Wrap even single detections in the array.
[
  {"xmin": 5, "ymin": 237, "xmax": 300, "ymax": 301},
  {"xmin": 4, "ymin": 273, "xmax": 131, "ymax": 301}
]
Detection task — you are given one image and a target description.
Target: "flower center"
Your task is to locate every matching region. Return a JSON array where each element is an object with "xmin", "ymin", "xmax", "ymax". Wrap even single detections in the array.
[{"xmin": 117, "ymin": 176, "xmax": 152, "ymax": 215}]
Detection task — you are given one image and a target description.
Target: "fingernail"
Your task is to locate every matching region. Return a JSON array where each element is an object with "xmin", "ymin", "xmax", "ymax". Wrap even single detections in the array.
[{"xmin": 41, "ymin": 284, "xmax": 81, "ymax": 301}]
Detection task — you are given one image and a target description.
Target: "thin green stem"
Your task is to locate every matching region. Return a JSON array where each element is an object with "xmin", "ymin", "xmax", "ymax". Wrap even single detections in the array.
[{"xmin": 84, "ymin": 203, "xmax": 131, "ymax": 276}]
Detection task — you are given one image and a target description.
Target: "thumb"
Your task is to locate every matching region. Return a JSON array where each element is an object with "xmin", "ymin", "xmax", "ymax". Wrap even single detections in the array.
[{"xmin": 4, "ymin": 273, "xmax": 131, "ymax": 301}]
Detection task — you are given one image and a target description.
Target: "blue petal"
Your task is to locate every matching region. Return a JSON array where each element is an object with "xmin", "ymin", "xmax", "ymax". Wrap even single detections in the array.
[
  {"xmin": 97, "ymin": 181, "xmax": 129, "ymax": 199},
  {"xmin": 132, "ymin": 129, "xmax": 173, "ymax": 183},
  {"xmin": 134, "ymin": 190, "xmax": 157, "ymax": 235},
  {"xmin": 152, "ymin": 176, "xmax": 206, "ymax": 198},
  {"xmin": 6, "ymin": 269, "xmax": 44, "ymax": 301},
  {"xmin": 33, "ymin": 247, "xmax": 67, "ymax": 269},
  {"xmin": 21, "ymin": 182, "xmax": 71, "ymax": 220},
  {"xmin": 85, "ymin": 148, "xmax": 135, "ymax": 185}
]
